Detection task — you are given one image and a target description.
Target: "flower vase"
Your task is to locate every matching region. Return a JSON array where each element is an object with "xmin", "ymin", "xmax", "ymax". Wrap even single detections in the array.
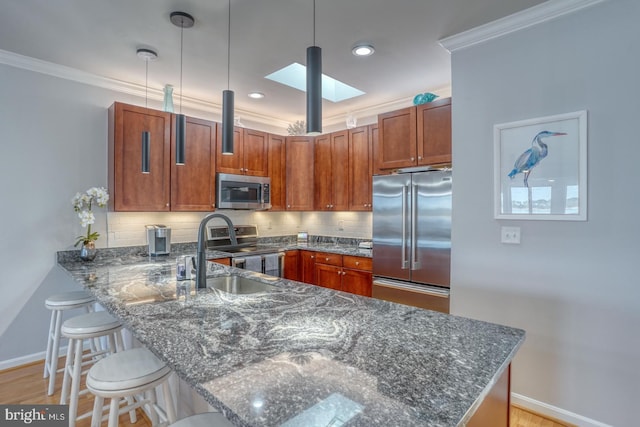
[
  {"xmin": 162, "ymin": 84, "xmax": 174, "ymax": 113},
  {"xmin": 79, "ymin": 241, "xmax": 97, "ymax": 261}
]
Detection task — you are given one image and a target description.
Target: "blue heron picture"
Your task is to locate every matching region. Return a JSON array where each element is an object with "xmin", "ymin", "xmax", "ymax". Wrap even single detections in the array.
[{"xmin": 507, "ymin": 131, "xmax": 567, "ymax": 187}]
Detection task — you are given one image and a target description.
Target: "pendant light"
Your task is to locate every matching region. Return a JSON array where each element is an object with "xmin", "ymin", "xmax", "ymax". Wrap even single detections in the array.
[
  {"xmin": 221, "ymin": 0, "xmax": 234, "ymax": 155},
  {"xmin": 137, "ymin": 48, "xmax": 157, "ymax": 174},
  {"xmin": 306, "ymin": 0, "xmax": 322, "ymax": 135},
  {"xmin": 170, "ymin": 11, "xmax": 194, "ymax": 165}
]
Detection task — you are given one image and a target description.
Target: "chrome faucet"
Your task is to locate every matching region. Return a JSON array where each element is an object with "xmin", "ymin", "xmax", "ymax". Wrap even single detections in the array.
[{"xmin": 196, "ymin": 213, "xmax": 237, "ymax": 289}]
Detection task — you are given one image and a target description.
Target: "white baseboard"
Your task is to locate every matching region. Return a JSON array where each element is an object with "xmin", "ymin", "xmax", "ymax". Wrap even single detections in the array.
[
  {"xmin": 0, "ymin": 343, "xmax": 92, "ymax": 372},
  {"xmin": 511, "ymin": 393, "xmax": 613, "ymax": 427}
]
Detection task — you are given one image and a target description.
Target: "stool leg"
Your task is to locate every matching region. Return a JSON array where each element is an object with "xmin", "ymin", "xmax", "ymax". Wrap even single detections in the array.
[
  {"xmin": 68, "ymin": 338, "xmax": 83, "ymax": 427},
  {"xmin": 43, "ymin": 310, "xmax": 56, "ymax": 378},
  {"xmin": 107, "ymin": 397, "xmax": 120, "ymax": 427},
  {"xmin": 59, "ymin": 337, "xmax": 74, "ymax": 404},
  {"xmin": 126, "ymin": 394, "xmax": 137, "ymax": 423},
  {"xmin": 162, "ymin": 379, "xmax": 177, "ymax": 424},
  {"xmin": 147, "ymin": 388, "xmax": 159, "ymax": 426},
  {"xmin": 91, "ymin": 395, "xmax": 104, "ymax": 427},
  {"xmin": 115, "ymin": 330, "xmax": 124, "ymax": 352},
  {"xmin": 47, "ymin": 310, "xmax": 63, "ymax": 396}
]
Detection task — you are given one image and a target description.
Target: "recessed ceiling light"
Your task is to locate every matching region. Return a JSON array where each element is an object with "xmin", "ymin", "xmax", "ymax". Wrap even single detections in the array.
[
  {"xmin": 352, "ymin": 44, "xmax": 375, "ymax": 57},
  {"xmin": 248, "ymin": 92, "xmax": 265, "ymax": 99}
]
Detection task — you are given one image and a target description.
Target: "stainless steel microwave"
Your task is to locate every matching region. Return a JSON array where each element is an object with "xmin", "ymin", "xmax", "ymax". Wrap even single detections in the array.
[{"xmin": 216, "ymin": 173, "xmax": 271, "ymax": 210}]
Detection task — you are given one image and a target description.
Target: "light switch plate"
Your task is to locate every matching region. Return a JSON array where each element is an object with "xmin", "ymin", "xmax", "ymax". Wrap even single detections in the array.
[{"xmin": 501, "ymin": 226, "xmax": 521, "ymax": 244}]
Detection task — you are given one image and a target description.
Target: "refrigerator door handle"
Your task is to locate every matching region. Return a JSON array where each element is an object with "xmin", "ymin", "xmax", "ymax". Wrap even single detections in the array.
[
  {"xmin": 411, "ymin": 182, "xmax": 421, "ymax": 270},
  {"xmin": 401, "ymin": 184, "xmax": 409, "ymax": 269}
]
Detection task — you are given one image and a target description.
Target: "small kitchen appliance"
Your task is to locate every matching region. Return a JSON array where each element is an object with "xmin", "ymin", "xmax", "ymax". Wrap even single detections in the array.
[{"xmin": 146, "ymin": 224, "xmax": 171, "ymax": 256}]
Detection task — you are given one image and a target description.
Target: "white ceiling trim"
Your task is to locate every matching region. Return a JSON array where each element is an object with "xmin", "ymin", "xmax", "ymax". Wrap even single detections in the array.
[
  {"xmin": 439, "ymin": 0, "xmax": 608, "ymax": 52},
  {"xmin": 1, "ymin": 48, "xmax": 446, "ymax": 132}
]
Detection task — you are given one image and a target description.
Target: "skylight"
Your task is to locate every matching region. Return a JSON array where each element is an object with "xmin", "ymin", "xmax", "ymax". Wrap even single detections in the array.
[{"xmin": 265, "ymin": 63, "xmax": 365, "ymax": 103}]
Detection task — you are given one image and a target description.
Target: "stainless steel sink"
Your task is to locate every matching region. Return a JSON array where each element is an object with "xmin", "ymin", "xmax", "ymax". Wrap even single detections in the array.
[{"xmin": 207, "ymin": 275, "xmax": 277, "ymax": 294}]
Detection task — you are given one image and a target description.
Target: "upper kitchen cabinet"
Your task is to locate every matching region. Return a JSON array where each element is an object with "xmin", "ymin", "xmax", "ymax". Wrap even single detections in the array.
[
  {"xmin": 375, "ymin": 98, "xmax": 451, "ymax": 173},
  {"xmin": 314, "ymin": 130, "xmax": 349, "ymax": 211},
  {"xmin": 171, "ymin": 117, "xmax": 216, "ymax": 211},
  {"xmin": 417, "ymin": 98, "xmax": 452, "ymax": 166},
  {"xmin": 348, "ymin": 125, "xmax": 374, "ymax": 211},
  {"xmin": 268, "ymin": 133, "xmax": 286, "ymax": 211},
  {"xmin": 216, "ymin": 127, "xmax": 268, "ymax": 176},
  {"xmin": 285, "ymin": 136, "xmax": 314, "ymax": 211},
  {"xmin": 109, "ymin": 102, "xmax": 171, "ymax": 211}
]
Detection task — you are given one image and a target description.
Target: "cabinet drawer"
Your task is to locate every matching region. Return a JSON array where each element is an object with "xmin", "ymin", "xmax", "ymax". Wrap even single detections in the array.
[
  {"xmin": 343, "ymin": 256, "xmax": 372, "ymax": 271},
  {"xmin": 316, "ymin": 253, "xmax": 342, "ymax": 266}
]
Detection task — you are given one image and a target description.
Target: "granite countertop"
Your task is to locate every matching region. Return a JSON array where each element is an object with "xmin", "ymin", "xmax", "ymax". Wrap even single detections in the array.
[{"xmin": 57, "ymin": 247, "xmax": 524, "ymax": 427}]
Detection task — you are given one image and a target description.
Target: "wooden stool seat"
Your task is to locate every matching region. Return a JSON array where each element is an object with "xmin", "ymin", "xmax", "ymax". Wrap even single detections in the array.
[
  {"xmin": 43, "ymin": 290, "xmax": 95, "ymax": 396},
  {"xmin": 87, "ymin": 347, "xmax": 176, "ymax": 427},
  {"xmin": 60, "ymin": 311, "xmax": 124, "ymax": 427}
]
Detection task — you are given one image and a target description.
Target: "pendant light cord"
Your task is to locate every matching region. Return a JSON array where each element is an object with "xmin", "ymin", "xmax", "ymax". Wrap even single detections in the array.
[
  {"xmin": 313, "ymin": 0, "xmax": 316, "ymax": 46},
  {"xmin": 227, "ymin": 0, "xmax": 231, "ymax": 90},
  {"xmin": 145, "ymin": 59, "xmax": 149, "ymax": 109},
  {"xmin": 180, "ymin": 21, "xmax": 184, "ymax": 114}
]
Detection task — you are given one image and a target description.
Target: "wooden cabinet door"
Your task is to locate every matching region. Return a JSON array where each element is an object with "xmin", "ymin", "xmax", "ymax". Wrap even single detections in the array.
[
  {"xmin": 243, "ymin": 129, "xmax": 269, "ymax": 176},
  {"xmin": 285, "ymin": 136, "xmax": 315, "ymax": 210},
  {"xmin": 171, "ymin": 117, "xmax": 216, "ymax": 211},
  {"xmin": 268, "ymin": 134, "xmax": 286, "ymax": 211},
  {"xmin": 331, "ymin": 130, "xmax": 349, "ymax": 211},
  {"xmin": 109, "ymin": 102, "xmax": 171, "ymax": 211},
  {"xmin": 283, "ymin": 250, "xmax": 300, "ymax": 281},
  {"xmin": 216, "ymin": 126, "xmax": 244, "ymax": 174},
  {"xmin": 348, "ymin": 126, "xmax": 372, "ymax": 211},
  {"xmin": 417, "ymin": 98, "xmax": 452, "ymax": 166},
  {"xmin": 314, "ymin": 134, "xmax": 332, "ymax": 210},
  {"xmin": 376, "ymin": 106, "xmax": 417, "ymax": 171},
  {"xmin": 315, "ymin": 263, "xmax": 343, "ymax": 291},
  {"xmin": 300, "ymin": 250, "xmax": 316, "ymax": 284},
  {"xmin": 342, "ymin": 268, "xmax": 372, "ymax": 297}
]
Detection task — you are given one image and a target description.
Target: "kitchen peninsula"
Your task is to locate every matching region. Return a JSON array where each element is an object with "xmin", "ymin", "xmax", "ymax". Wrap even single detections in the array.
[{"xmin": 57, "ymin": 248, "xmax": 524, "ymax": 427}]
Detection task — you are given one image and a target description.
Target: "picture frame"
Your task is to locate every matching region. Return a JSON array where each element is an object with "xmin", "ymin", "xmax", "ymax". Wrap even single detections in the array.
[{"xmin": 494, "ymin": 110, "xmax": 587, "ymax": 220}]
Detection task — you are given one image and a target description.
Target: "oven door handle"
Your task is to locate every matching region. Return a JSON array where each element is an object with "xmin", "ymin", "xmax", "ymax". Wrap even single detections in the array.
[{"xmin": 231, "ymin": 257, "xmax": 246, "ymax": 268}]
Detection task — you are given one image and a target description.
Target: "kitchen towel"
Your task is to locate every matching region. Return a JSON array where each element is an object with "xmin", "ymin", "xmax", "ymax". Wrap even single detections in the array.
[
  {"xmin": 244, "ymin": 256, "xmax": 262, "ymax": 273},
  {"xmin": 264, "ymin": 253, "xmax": 280, "ymax": 277}
]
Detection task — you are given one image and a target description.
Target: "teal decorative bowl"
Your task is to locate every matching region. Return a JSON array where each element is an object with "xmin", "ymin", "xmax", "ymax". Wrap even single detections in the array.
[{"xmin": 413, "ymin": 92, "xmax": 439, "ymax": 105}]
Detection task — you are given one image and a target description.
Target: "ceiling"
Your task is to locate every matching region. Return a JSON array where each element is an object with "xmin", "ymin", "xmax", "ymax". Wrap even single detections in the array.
[{"xmin": 0, "ymin": 0, "xmax": 545, "ymax": 131}]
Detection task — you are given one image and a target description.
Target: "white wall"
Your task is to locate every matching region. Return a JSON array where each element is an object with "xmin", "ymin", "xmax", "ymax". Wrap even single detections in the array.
[
  {"xmin": 0, "ymin": 62, "xmax": 371, "ymax": 362},
  {"xmin": 449, "ymin": 1, "xmax": 639, "ymax": 426}
]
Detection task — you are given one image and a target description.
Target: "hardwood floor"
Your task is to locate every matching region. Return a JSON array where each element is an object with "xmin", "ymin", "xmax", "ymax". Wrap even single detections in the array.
[{"xmin": 1, "ymin": 360, "xmax": 572, "ymax": 427}]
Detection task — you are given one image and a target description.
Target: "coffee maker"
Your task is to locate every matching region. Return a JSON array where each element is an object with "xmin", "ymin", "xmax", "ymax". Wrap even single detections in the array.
[{"xmin": 146, "ymin": 225, "xmax": 171, "ymax": 256}]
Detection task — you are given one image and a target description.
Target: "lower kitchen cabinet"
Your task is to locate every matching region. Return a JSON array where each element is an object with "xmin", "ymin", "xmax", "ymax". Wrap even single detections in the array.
[
  {"xmin": 314, "ymin": 254, "xmax": 372, "ymax": 297},
  {"xmin": 300, "ymin": 250, "xmax": 316, "ymax": 284},
  {"xmin": 209, "ymin": 258, "xmax": 231, "ymax": 266},
  {"xmin": 283, "ymin": 250, "xmax": 300, "ymax": 281}
]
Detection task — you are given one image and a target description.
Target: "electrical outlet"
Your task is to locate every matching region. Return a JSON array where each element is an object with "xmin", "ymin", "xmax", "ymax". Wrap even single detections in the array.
[
  {"xmin": 501, "ymin": 226, "xmax": 521, "ymax": 244},
  {"xmin": 338, "ymin": 220, "xmax": 345, "ymax": 231}
]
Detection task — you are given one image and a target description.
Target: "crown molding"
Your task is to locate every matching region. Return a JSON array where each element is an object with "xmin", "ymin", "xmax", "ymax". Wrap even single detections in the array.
[
  {"xmin": 439, "ymin": 0, "xmax": 608, "ymax": 53},
  {"xmin": 0, "ymin": 48, "xmax": 451, "ymax": 132}
]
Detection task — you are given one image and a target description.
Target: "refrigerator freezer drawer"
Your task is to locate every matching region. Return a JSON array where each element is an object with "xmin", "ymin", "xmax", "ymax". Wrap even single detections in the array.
[{"xmin": 372, "ymin": 279, "xmax": 450, "ymax": 314}]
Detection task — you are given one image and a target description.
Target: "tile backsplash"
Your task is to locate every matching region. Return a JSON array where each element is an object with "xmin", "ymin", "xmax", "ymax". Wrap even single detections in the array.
[{"xmin": 105, "ymin": 211, "xmax": 372, "ymax": 248}]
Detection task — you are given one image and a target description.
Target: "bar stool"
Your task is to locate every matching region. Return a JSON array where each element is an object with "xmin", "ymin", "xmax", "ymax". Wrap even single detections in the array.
[
  {"xmin": 60, "ymin": 311, "xmax": 124, "ymax": 427},
  {"xmin": 87, "ymin": 347, "xmax": 177, "ymax": 427},
  {"xmin": 169, "ymin": 413, "xmax": 234, "ymax": 427},
  {"xmin": 44, "ymin": 290, "xmax": 95, "ymax": 395}
]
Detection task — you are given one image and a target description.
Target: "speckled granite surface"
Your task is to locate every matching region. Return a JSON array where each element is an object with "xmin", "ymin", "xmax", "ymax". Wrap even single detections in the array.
[{"xmin": 57, "ymin": 247, "xmax": 523, "ymax": 427}]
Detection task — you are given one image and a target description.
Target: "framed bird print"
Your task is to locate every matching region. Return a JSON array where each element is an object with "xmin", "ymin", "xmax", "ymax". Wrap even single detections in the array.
[{"xmin": 494, "ymin": 110, "xmax": 587, "ymax": 220}]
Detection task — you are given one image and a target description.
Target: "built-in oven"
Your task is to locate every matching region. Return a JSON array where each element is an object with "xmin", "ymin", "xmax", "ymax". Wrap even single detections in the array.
[
  {"xmin": 207, "ymin": 224, "xmax": 284, "ymax": 277},
  {"xmin": 216, "ymin": 173, "xmax": 271, "ymax": 210}
]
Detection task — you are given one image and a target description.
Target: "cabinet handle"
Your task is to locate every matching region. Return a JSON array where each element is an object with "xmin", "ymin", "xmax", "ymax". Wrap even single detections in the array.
[
  {"xmin": 326, "ymin": 204, "xmax": 330, "ymax": 208},
  {"xmin": 311, "ymin": 255, "xmax": 315, "ymax": 259},
  {"xmin": 418, "ymin": 156, "xmax": 422, "ymax": 160},
  {"xmin": 337, "ymin": 271, "xmax": 341, "ymax": 275},
  {"xmin": 325, "ymin": 257, "xmax": 329, "ymax": 261},
  {"xmin": 410, "ymin": 157, "xmax": 415, "ymax": 161},
  {"xmin": 342, "ymin": 271, "xmax": 346, "ymax": 276},
  {"xmin": 166, "ymin": 203, "xmax": 169, "ymax": 207},
  {"xmin": 355, "ymin": 261, "xmax": 359, "ymax": 266}
]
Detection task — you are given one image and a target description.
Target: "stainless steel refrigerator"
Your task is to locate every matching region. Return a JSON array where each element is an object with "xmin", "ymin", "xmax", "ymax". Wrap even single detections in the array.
[{"xmin": 372, "ymin": 168, "xmax": 452, "ymax": 313}]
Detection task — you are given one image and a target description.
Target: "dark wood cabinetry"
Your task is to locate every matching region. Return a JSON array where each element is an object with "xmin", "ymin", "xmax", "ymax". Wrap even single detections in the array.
[
  {"xmin": 109, "ymin": 102, "xmax": 171, "ymax": 211},
  {"xmin": 283, "ymin": 250, "xmax": 300, "ymax": 281},
  {"xmin": 171, "ymin": 117, "xmax": 216, "ymax": 211},
  {"xmin": 348, "ymin": 125, "xmax": 374, "ymax": 211},
  {"xmin": 216, "ymin": 127, "xmax": 268, "ymax": 177},
  {"xmin": 375, "ymin": 98, "xmax": 451, "ymax": 174},
  {"xmin": 314, "ymin": 254, "xmax": 372, "ymax": 297},
  {"xmin": 285, "ymin": 136, "xmax": 315, "ymax": 211},
  {"xmin": 314, "ymin": 130, "xmax": 349, "ymax": 211},
  {"xmin": 268, "ymin": 134, "xmax": 286, "ymax": 211},
  {"xmin": 300, "ymin": 250, "xmax": 316, "ymax": 284}
]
